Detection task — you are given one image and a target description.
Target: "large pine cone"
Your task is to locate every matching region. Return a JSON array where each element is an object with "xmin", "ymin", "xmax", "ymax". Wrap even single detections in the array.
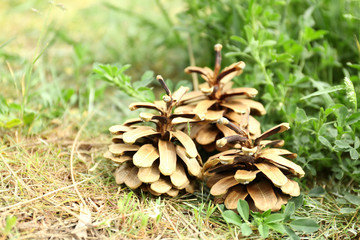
[
  {"xmin": 105, "ymin": 76, "xmax": 203, "ymax": 196},
  {"xmin": 204, "ymin": 121, "xmax": 305, "ymax": 211},
  {"xmin": 175, "ymin": 44, "xmax": 265, "ymax": 152}
]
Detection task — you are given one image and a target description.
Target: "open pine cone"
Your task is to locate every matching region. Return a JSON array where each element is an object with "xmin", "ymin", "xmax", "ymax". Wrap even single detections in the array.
[
  {"xmin": 104, "ymin": 76, "xmax": 203, "ymax": 197},
  {"xmin": 175, "ymin": 44, "xmax": 265, "ymax": 152},
  {"xmin": 203, "ymin": 118, "xmax": 305, "ymax": 212}
]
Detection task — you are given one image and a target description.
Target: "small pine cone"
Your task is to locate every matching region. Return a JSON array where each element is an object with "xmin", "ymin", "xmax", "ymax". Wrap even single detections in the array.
[
  {"xmin": 204, "ymin": 122, "xmax": 305, "ymax": 212},
  {"xmin": 104, "ymin": 77, "xmax": 203, "ymax": 196},
  {"xmin": 175, "ymin": 43, "xmax": 264, "ymax": 151}
]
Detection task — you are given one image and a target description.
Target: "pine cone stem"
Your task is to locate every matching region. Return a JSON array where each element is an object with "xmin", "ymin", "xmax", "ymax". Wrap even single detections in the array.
[{"xmin": 213, "ymin": 44, "xmax": 222, "ymax": 79}]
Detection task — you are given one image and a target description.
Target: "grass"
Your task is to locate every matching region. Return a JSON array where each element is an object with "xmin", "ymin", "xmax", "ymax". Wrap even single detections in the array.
[
  {"xmin": 1, "ymin": 0, "xmax": 359, "ymax": 239},
  {"xmin": 1, "ymin": 119, "xmax": 359, "ymax": 239}
]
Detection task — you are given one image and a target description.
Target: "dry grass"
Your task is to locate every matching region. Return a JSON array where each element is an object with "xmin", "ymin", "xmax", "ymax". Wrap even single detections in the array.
[
  {"xmin": 1, "ymin": 117, "xmax": 359, "ymax": 239},
  {"xmin": 0, "ymin": 117, "xmax": 230, "ymax": 239}
]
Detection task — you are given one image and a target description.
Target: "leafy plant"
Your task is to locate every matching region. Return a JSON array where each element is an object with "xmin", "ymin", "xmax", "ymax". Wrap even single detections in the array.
[
  {"xmin": 292, "ymin": 73, "xmax": 359, "ymax": 181},
  {"xmin": 0, "ymin": 96, "xmax": 22, "ymax": 129},
  {"xmin": 220, "ymin": 196, "xmax": 319, "ymax": 239},
  {"xmin": 93, "ymin": 64, "xmax": 155, "ymax": 102},
  {"xmin": 176, "ymin": 0, "xmax": 360, "ymax": 183},
  {"xmin": 0, "ymin": 215, "xmax": 17, "ymax": 238}
]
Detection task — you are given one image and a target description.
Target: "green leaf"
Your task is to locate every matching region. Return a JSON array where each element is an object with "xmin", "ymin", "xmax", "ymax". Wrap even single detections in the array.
[
  {"xmin": 303, "ymin": 27, "xmax": 328, "ymax": 42},
  {"xmin": 266, "ymin": 223, "xmax": 286, "ymax": 234},
  {"xmin": 0, "ymin": 97, "xmax": 9, "ymax": 114},
  {"xmin": 4, "ymin": 216, "xmax": 17, "ymax": 234},
  {"xmin": 240, "ymin": 223, "xmax": 252, "ymax": 236},
  {"xmin": 350, "ymin": 149, "xmax": 359, "ymax": 160},
  {"xmin": 290, "ymin": 218, "xmax": 319, "ymax": 233},
  {"xmin": 324, "ymin": 104, "xmax": 343, "ymax": 116},
  {"xmin": 288, "ymin": 195, "xmax": 303, "ymax": 209},
  {"xmin": 334, "ymin": 140, "xmax": 351, "ymax": 150},
  {"xmin": 344, "ymin": 193, "xmax": 360, "ymax": 205},
  {"xmin": 258, "ymin": 223, "xmax": 269, "ymax": 238},
  {"xmin": 284, "ymin": 202, "xmax": 295, "ymax": 221},
  {"xmin": 264, "ymin": 213, "xmax": 284, "ymax": 223},
  {"xmin": 301, "ymin": 85, "xmax": 344, "ymax": 100},
  {"xmin": 318, "ymin": 136, "xmax": 332, "ymax": 149},
  {"xmin": 355, "ymin": 137, "xmax": 360, "ymax": 149},
  {"xmin": 9, "ymin": 103, "xmax": 22, "ymax": 111},
  {"xmin": 284, "ymin": 226, "xmax": 300, "ymax": 240},
  {"xmin": 335, "ymin": 170, "xmax": 344, "ymax": 180},
  {"xmin": 261, "ymin": 209, "xmax": 272, "ymax": 218},
  {"xmin": 347, "ymin": 112, "xmax": 360, "ymax": 125},
  {"xmin": 139, "ymin": 70, "xmax": 154, "ymax": 87},
  {"xmin": 344, "ymin": 77, "xmax": 357, "ymax": 111},
  {"xmin": 340, "ymin": 208, "xmax": 356, "ymax": 214},
  {"xmin": 62, "ymin": 88, "xmax": 76, "ymax": 102},
  {"xmin": 261, "ymin": 40, "xmax": 277, "ymax": 47},
  {"xmin": 347, "ymin": 62, "xmax": 360, "ymax": 70},
  {"xmin": 4, "ymin": 118, "xmax": 22, "ymax": 128},
  {"xmin": 138, "ymin": 87, "xmax": 155, "ymax": 102},
  {"xmin": 93, "ymin": 64, "xmax": 154, "ymax": 102},
  {"xmin": 230, "ymin": 35, "xmax": 248, "ymax": 45},
  {"xmin": 336, "ymin": 106, "xmax": 348, "ymax": 127},
  {"xmin": 308, "ymin": 186, "xmax": 326, "ymax": 197},
  {"xmin": 237, "ymin": 199, "xmax": 249, "ymax": 221},
  {"xmin": 222, "ymin": 210, "xmax": 243, "ymax": 227},
  {"xmin": 244, "ymin": 25, "xmax": 254, "ymax": 42},
  {"xmin": 217, "ymin": 204, "xmax": 225, "ymax": 212},
  {"xmin": 295, "ymin": 108, "xmax": 308, "ymax": 123},
  {"xmin": 23, "ymin": 112, "xmax": 35, "ymax": 126}
]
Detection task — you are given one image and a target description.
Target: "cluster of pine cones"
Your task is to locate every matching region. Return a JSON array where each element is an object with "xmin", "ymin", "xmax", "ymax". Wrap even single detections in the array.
[{"xmin": 104, "ymin": 44, "xmax": 305, "ymax": 212}]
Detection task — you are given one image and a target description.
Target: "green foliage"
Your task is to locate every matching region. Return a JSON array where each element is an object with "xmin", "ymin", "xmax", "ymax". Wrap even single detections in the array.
[
  {"xmin": 0, "ymin": 215, "xmax": 17, "ymax": 237},
  {"xmin": 93, "ymin": 64, "xmax": 155, "ymax": 102},
  {"xmin": 344, "ymin": 76, "xmax": 358, "ymax": 111},
  {"xmin": 291, "ymin": 76, "xmax": 360, "ymax": 181},
  {"xmin": 237, "ymin": 199, "xmax": 249, "ymax": 222},
  {"xmin": 220, "ymin": 196, "xmax": 319, "ymax": 238},
  {"xmin": 177, "ymin": 0, "xmax": 360, "ymax": 182},
  {"xmin": 0, "ymin": 96, "xmax": 22, "ymax": 128}
]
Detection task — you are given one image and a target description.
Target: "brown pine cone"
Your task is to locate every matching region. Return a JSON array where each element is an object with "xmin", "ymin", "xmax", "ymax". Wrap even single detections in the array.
[
  {"xmin": 204, "ymin": 119, "xmax": 304, "ymax": 212},
  {"xmin": 104, "ymin": 76, "xmax": 203, "ymax": 196}
]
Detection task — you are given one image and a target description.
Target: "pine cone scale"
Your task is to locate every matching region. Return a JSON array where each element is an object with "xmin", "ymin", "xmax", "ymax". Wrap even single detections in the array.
[
  {"xmin": 138, "ymin": 164, "xmax": 161, "ymax": 183},
  {"xmin": 224, "ymin": 185, "xmax": 248, "ymax": 209},
  {"xmin": 109, "ymin": 144, "xmax": 139, "ymax": 155},
  {"xmin": 123, "ymin": 127, "xmax": 158, "ymax": 144},
  {"xmin": 259, "ymin": 153, "xmax": 305, "ymax": 178},
  {"xmin": 246, "ymin": 180, "xmax": 277, "ymax": 212},
  {"xmin": 234, "ymin": 169, "xmax": 260, "ymax": 184},
  {"xmin": 158, "ymin": 139, "xmax": 177, "ymax": 176},
  {"xmin": 124, "ymin": 166, "xmax": 142, "ymax": 189},
  {"xmin": 170, "ymin": 163, "xmax": 189, "ymax": 188},
  {"xmin": 150, "ymin": 178, "xmax": 172, "ymax": 194},
  {"xmin": 254, "ymin": 162, "xmax": 289, "ymax": 187},
  {"xmin": 172, "ymin": 130, "xmax": 198, "ymax": 158},
  {"xmin": 210, "ymin": 176, "xmax": 239, "ymax": 196},
  {"xmin": 133, "ymin": 144, "xmax": 159, "ymax": 167}
]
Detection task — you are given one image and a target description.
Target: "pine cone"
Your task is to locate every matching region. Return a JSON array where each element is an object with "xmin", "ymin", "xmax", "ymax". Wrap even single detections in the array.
[
  {"xmin": 203, "ymin": 119, "xmax": 305, "ymax": 212},
  {"xmin": 175, "ymin": 44, "xmax": 265, "ymax": 151},
  {"xmin": 104, "ymin": 76, "xmax": 203, "ymax": 196}
]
